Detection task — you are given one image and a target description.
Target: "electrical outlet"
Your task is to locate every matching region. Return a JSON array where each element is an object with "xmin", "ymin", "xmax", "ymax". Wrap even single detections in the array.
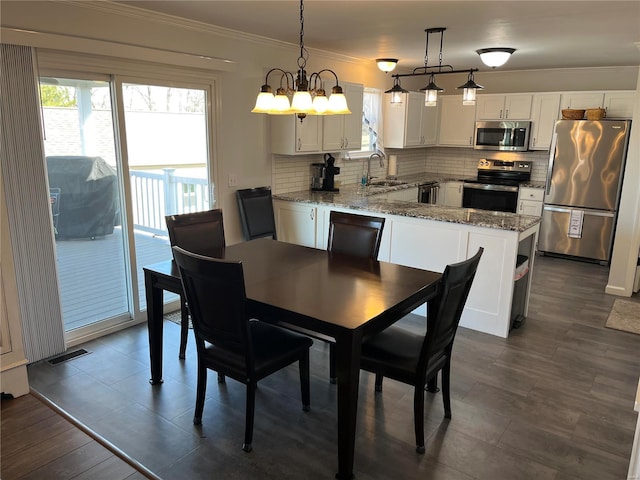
[{"xmin": 228, "ymin": 173, "xmax": 238, "ymax": 187}]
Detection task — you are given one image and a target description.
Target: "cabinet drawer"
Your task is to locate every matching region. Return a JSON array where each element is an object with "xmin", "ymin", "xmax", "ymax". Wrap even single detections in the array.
[{"xmin": 519, "ymin": 187, "xmax": 544, "ymax": 201}]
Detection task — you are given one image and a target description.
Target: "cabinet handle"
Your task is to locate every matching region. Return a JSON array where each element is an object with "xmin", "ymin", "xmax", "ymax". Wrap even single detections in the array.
[
  {"xmin": 532, "ymin": 137, "xmax": 537, "ymax": 146},
  {"xmin": 469, "ymin": 136, "xmax": 472, "ymax": 145},
  {"xmin": 519, "ymin": 202, "xmax": 523, "ymax": 212},
  {"xmin": 310, "ymin": 209, "xmax": 314, "ymax": 221},
  {"xmin": 500, "ymin": 109, "xmax": 503, "ymax": 119},
  {"xmin": 505, "ymin": 109, "xmax": 510, "ymax": 119},
  {"xmin": 297, "ymin": 138, "xmax": 302, "ymax": 150},
  {"xmin": 344, "ymin": 138, "xmax": 348, "ymax": 148}
]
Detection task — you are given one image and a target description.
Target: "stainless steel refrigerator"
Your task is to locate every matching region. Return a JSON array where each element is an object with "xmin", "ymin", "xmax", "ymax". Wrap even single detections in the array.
[{"xmin": 538, "ymin": 119, "xmax": 631, "ymax": 264}]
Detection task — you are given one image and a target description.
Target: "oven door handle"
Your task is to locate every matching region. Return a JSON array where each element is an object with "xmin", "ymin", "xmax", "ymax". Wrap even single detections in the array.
[{"xmin": 463, "ymin": 183, "xmax": 519, "ymax": 193}]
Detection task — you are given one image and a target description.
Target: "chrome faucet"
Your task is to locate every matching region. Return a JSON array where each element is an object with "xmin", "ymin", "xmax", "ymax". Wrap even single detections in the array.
[{"xmin": 366, "ymin": 152, "xmax": 385, "ymax": 185}]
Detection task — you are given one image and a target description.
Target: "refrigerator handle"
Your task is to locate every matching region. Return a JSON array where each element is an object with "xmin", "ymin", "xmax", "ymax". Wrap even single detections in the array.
[{"xmin": 545, "ymin": 131, "xmax": 558, "ymax": 195}]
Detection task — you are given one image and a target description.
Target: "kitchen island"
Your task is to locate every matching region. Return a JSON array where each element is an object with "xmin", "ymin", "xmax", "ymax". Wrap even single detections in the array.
[{"xmin": 273, "ymin": 184, "xmax": 541, "ymax": 338}]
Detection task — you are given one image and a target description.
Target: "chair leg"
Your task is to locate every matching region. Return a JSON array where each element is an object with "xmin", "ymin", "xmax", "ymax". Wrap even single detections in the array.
[
  {"xmin": 329, "ymin": 343, "xmax": 336, "ymax": 384},
  {"xmin": 299, "ymin": 350, "xmax": 311, "ymax": 412},
  {"xmin": 414, "ymin": 382, "xmax": 426, "ymax": 454},
  {"xmin": 179, "ymin": 296, "xmax": 189, "ymax": 359},
  {"xmin": 425, "ymin": 373, "xmax": 439, "ymax": 393},
  {"xmin": 442, "ymin": 361, "xmax": 452, "ymax": 419},
  {"xmin": 375, "ymin": 373, "xmax": 383, "ymax": 392},
  {"xmin": 193, "ymin": 361, "xmax": 208, "ymax": 425},
  {"xmin": 243, "ymin": 381, "xmax": 257, "ymax": 453}
]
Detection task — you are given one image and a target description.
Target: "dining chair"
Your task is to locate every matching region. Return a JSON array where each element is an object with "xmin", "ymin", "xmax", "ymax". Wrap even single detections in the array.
[
  {"xmin": 236, "ymin": 186, "xmax": 277, "ymax": 241},
  {"xmin": 327, "ymin": 210, "xmax": 385, "ymax": 259},
  {"xmin": 359, "ymin": 247, "xmax": 483, "ymax": 454},
  {"xmin": 327, "ymin": 210, "xmax": 386, "ymax": 382},
  {"xmin": 165, "ymin": 208, "xmax": 225, "ymax": 359},
  {"xmin": 171, "ymin": 246, "xmax": 313, "ymax": 453}
]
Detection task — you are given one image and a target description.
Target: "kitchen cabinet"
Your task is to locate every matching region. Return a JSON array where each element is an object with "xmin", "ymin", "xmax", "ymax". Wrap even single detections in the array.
[
  {"xmin": 271, "ymin": 114, "xmax": 322, "ymax": 155},
  {"xmin": 273, "ymin": 200, "xmax": 326, "ymax": 248},
  {"xmin": 604, "ymin": 91, "xmax": 635, "ymax": 118},
  {"xmin": 437, "ymin": 95, "xmax": 476, "ymax": 147},
  {"xmin": 517, "ymin": 187, "xmax": 544, "ymax": 216},
  {"xmin": 530, "ymin": 93, "xmax": 561, "ymax": 150},
  {"xmin": 438, "ymin": 181, "xmax": 463, "ymax": 207},
  {"xmin": 559, "ymin": 92, "xmax": 604, "ymax": 112},
  {"xmin": 322, "ymin": 82, "xmax": 364, "ymax": 151},
  {"xmin": 385, "ymin": 187, "xmax": 418, "ymax": 202},
  {"xmin": 383, "ymin": 91, "xmax": 438, "ymax": 148},
  {"xmin": 476, "ymin": 94, "xmax": 532, "ymax": 120}
]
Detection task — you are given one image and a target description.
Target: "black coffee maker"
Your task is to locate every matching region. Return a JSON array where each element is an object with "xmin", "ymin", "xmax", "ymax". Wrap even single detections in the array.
[{"xmin": 321, "ymin": 153, "xmax": 340, "ymax": 192}]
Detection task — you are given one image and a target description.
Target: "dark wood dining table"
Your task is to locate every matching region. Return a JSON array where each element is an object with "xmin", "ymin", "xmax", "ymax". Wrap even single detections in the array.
[{"xmin": 143, "ymin": 237, "xmax": 441, "ymax": 479}]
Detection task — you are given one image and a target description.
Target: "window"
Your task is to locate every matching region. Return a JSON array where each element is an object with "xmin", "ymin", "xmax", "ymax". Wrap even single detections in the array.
[{"xmin": 350, "ymin": 87, "xmax": 381, "ymax": 157}]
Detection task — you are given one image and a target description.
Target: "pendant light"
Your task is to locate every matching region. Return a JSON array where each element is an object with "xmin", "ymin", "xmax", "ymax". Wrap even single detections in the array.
[
  {"xmin": 476, "ymin": 48, "xmax": 516, "ymax": 68},
  {"xmin": 382, "ymin": 27, "xmax": 483, "ymax": 107},
  {"xmin": 251, "ymin": 0, "xmax": 350, "ymax": 121}
]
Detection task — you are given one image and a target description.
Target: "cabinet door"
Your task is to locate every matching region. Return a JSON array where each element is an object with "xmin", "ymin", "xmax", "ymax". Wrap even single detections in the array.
[
  {"xmin": 342, "ymin": 83, "xmax": 364, "ymax": 150},
  {"xmin": 476, "ymin": 95, "xmax": 506, "ymax": 120},
  {"xmin": 387, "ymin": 187, "xmax": 418, "ymax": 202},
  {"xmin": 322, "ymin": 115, "xmax": 344, "ymax": 151},
  {"xmin": 444, "ymin": 182, "xmax": 463, "ymax": 207},
  {"xmin": 604, "ymin": 91, "xmax": 635, "ymax": 119},
  {"xmin": 505, "ymin": 94, "xmax": 532, "ymax": 119},
  {"xmin": 560, "ymin": 92, "xmax": 604, "ymax": 110},
  {"xmin": 518, "ymin": 200, "xmax": 543, "ymax": 216},
  {"xmin": 271, "ymin": 115, "xmax": 322, "ymax": 154},
  {"xmin": 438, "ymin": 96, "xmax": 476, "ymax": 147},
  {"xmin": 422, "ymin": 105, "xmax": 439, "ymax": 145},
  {"xmin": 404, "ymin": 92, "xmax": 424, "ymax": 146},
  {"xmin": 530, "ymin": 93, "xmax": 561, "ymax": 150},
  {"xmin": 382, "ymin": 92, "xmax": 409, "ymax": 148},
  {"xmin": 274, "ymin": 201, "xmax": 317, "ymax": 248},
  {"xmin": 297, "ymin": 115, "xmax": 322, "ymax": 152}
]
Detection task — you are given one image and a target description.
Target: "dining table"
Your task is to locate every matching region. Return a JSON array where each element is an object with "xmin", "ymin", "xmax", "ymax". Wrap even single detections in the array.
[{"xmin": 143, "ymin": 237, "xmax": 441, "ymax": 479}]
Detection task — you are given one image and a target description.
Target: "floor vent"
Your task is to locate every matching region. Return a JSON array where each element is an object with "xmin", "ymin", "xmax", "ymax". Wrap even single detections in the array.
[{"xmin": 47, "ymin": 349, "xmax": 90, "ymax": 365}]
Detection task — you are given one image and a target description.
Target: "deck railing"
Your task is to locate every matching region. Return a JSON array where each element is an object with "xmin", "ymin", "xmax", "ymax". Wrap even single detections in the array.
[{"xmin": 130, "ymin": 168, "xmax": 209, "ymax": 235}]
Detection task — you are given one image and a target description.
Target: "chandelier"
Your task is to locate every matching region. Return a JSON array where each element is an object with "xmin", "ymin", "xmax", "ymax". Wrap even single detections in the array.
[
  {"xmin": 385, "ymin": 27, "xmax": 483, "ymax": 107},
  {"xmin": 251, "ymin": 0, "xmax": 350, "ymax": 121}
]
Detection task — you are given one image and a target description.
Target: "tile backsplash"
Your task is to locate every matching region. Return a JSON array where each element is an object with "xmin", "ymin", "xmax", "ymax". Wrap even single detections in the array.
[{"xmin": 272, "ymin": 147, "xmax": 550, "ymax": 194}]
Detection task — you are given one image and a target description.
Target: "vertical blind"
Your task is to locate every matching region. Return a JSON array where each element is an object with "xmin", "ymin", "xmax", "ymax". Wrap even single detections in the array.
[{"xmin": 0, "ymin": 43, "xmax": 66, "ymax": 362}]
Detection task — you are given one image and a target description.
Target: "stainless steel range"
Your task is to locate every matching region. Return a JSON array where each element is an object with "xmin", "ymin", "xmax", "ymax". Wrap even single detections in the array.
[{"xmin": 463, "ymin": 159, "xmax": 532, "ymax": 213}]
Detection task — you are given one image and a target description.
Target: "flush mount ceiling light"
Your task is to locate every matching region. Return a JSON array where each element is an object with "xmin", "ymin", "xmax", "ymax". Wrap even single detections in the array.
[
  {"xmin": 385, "ymin": 27, "xmax": 483, "ymax": 107},
  {"xmin": 376, "ymin": 58, "xmax": 399, "ymax": 73},
  {"xmin": 476, "ymin": 48, "xmax": 516, "ymax": 68},
  {"xmin": 251, "ymin": 0, "xmax": 350, "ymax": 122}
]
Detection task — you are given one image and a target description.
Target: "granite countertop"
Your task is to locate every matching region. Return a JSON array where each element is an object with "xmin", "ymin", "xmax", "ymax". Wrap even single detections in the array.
[
  {"xmin": 274, "ymin": 180, "xmax": 542, "ymax": 233},
  {"xmin": 519, "ymin": 181, "xmax": 546, "ymax": 189}
]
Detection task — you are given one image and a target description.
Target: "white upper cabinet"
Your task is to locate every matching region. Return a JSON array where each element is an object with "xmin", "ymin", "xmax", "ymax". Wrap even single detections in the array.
[
  {"xmin": 476, "ymin": 94, "xmax": 532, "ymax": 120},
  {"xmin": 603, "ymin": 91, "xmax": 635, "ymax": 118},
  {"xmin": 271, "ymin": 114, "xmax": 322, "ymax": 155},
  {"xmin": 322, "ymin": 82, "xmax": 364, "ymax": 151},
  {"xmin": 559, "ymin": 90, "xmax": 635, "ymax": 119},
  {"xmin": 383, "ymin": 91, "xmax": 438, "ymax": 148},
  {"xmin": 530, "ymin": 93, "xmax": 561, "ymax": 150},
  {"xmin": 437, "ymin": 95, "xmax": 476, "ymax": 147}
]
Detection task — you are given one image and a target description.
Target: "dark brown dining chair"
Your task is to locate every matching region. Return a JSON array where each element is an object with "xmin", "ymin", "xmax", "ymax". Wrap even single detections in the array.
[
  {"xmin": 165, "ymin": 208, "xmax": 225, "ymax": 359},
  {"xmin": 327, "ymin": 210, "xmax": 386, "ymax": 382},
  {"xmin": 327, "ymin": 210, "xmax": 385, "ymax": 259},
  {"xmin": 171, "ymin": 246, "xmax": 313, "ymax": 453},
  {"xmin": 359, "ymin": 247, "xmax": 483, "ymax": 454},
  {"xmin": 236, "ymin": 186, "xmax": 277, "ymax": 241}
]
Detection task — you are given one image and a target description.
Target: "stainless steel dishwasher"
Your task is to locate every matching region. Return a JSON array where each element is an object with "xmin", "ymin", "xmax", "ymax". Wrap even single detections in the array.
[{"xmin": 417, "ymin": 182, "xmax": 439, "ymax": 204}]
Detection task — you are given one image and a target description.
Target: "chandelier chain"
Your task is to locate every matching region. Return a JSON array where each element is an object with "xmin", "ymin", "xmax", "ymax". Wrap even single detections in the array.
[{"xmin": 298, "ymin": 0, "xmax": 308, "ymax": 69}]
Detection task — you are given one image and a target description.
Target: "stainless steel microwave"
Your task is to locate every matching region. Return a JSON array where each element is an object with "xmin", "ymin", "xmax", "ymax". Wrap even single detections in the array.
[{"xmin": 474, "ymin": 121, "xmax": 531, "ymax": 151}]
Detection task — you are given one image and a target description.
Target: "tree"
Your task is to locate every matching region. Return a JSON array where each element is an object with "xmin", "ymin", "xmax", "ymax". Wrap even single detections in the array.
[{"xmin": 39, "ymin": 85, "xmax": 76, "ymax": 107}]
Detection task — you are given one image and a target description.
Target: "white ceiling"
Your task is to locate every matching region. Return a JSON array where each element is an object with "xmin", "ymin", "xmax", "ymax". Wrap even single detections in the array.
[{"xmin": 117, "ymin": 1, "xmax": 640, "ymax": 73}]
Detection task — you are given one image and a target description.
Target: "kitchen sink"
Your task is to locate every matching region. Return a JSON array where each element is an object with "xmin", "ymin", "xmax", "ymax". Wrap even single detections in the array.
[{"xmin": 369, "ymin": 180, "xmax": 408, "ymax": 187}]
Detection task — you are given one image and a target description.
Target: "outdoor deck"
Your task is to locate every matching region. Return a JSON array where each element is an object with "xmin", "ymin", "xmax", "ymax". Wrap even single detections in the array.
[{"xmin": 55, "ymin": 227, "xmax": 177, "ymax": 331}]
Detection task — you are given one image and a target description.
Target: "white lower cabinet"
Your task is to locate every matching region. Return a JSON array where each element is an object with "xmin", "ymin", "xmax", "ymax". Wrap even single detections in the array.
[
  {"xmin": 517, "ymin": 187, "xmax": 544, "ymax": 216},
  {"xmin": 438, "ymin": 182, "xmax": 463, "ymax": 207},
  {"xmin": 385, "ymin": 187, "xmax": 418, "ymax": 202},
  {"xmin": 274, "ymin": 200, "xmax": 326, "ymax": 248}
]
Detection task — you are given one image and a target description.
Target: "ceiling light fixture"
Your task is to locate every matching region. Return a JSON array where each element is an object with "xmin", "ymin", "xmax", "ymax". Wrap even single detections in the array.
[
  {"xmin": 385, "ymin": 27, "xmax": 483, "ymax": 107},
  {"xmin": 376, "ymin": 58, "xmax": 399, "ymax": 73},
  {"xmin": 251, "ymin": 0, "xmax": 350, "ymax": 122},
  {"xmin": 476, "ymin": 48, "xmax": 516, "ymax": 68}
]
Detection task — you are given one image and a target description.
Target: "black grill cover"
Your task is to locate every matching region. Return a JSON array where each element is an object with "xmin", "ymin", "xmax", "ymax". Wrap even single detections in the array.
[{"xmin": 46, "ymin": 156, "xmax": 118, "ymax": 239}]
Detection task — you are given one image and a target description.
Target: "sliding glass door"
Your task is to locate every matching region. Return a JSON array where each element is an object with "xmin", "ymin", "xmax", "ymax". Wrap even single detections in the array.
[{"xmin": 40, "ymin": 74, "xmax": 213, "ymax": 339}]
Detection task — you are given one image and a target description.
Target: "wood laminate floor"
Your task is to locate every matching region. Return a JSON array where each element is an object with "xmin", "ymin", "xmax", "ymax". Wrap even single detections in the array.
[{"xmin": 8, "ymin": 254, "xmax": 640, "ymax": 479}]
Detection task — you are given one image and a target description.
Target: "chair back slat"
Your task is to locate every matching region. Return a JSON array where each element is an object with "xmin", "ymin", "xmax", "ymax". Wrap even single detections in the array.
[
  {"xmin": 165, "ymin": 209, "xmax": 225, "ymax": 257},
  {"xmin": 327, "ymin": 211, "xmax": 385, "ymax": 259},
  {"xmin": 172, "ymin": 246, "xmax": 252, "ymax": 363},
  {"xmin": 236, "ymin": 187, "xmax": 277, "ymax": 241}
]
